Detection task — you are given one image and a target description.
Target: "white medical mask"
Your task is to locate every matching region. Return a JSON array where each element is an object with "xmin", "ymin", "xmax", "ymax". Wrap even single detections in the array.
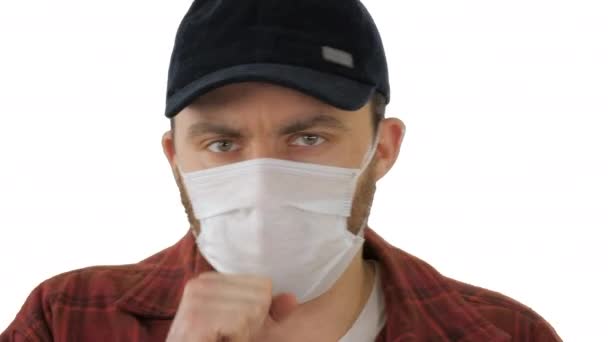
[{"xmin": 179, "ymin": 139, "xmax": 378, "ymax": 303}]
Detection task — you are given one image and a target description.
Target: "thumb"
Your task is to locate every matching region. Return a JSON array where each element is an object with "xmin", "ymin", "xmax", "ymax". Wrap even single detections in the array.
[{"xmin": 269, "ymin": 293, "xmax": 298, "ymax": 322}]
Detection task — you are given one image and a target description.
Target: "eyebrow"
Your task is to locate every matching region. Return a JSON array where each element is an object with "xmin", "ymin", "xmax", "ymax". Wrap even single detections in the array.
[
  {"xmin": 186, "ymin": 114, "xmax": 349, "ymax": 140},
  {"xmin": 279, "ymin": 114, "xmax": 349, "ymax": 135},
  {"xmin": 187, "ymin": 122, "xmax": 242, "ymax": 140}
]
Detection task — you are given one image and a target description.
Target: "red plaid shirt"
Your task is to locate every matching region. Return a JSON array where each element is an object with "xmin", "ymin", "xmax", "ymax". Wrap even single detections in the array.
[{"xmin": 1, "ymin": 228, "xmax": 561, "ymax": 341}]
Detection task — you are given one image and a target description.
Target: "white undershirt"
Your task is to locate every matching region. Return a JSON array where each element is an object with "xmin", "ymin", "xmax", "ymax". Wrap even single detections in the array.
[{"xmin": 338, "ymin": 261, "xmax": 386, "ymax": 342}]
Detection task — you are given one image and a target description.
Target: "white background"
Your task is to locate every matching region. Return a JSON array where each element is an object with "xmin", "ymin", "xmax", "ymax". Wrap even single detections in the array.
[{"xmin": 1, "ymin": 1, "xmax": 607, "ymax": 340}]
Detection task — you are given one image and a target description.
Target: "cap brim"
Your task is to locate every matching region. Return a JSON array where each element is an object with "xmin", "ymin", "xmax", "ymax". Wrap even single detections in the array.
[{"xmin": 165, "ymin": 63, "xmax": 376, "ymax": 118}]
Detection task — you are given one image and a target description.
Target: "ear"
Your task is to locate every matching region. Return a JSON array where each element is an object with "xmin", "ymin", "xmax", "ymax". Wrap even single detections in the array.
[
  {"xmin": 372, "ymin": 118, "xmax": 406, "ymax": 181},
  {"xmin": 162, "ymin": 130, "xmax": 176, "ymax": 168}
]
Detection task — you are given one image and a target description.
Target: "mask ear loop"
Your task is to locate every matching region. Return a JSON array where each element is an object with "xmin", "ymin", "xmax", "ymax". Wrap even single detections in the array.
[
  {"xmin": 352, "ymin": 132, "xmax": 381, "ymax": 237},
  {"xmin": 357, "ymin": 133, "xmax": 381, "ymax": 177}
]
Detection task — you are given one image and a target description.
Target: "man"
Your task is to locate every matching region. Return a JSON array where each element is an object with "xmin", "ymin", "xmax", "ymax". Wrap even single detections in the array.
[{"xmin": 2, "ymin": 0, "xmax": 562, "ymax": 341}]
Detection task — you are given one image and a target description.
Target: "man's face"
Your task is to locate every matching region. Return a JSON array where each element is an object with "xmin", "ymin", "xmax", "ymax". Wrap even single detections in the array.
[{"xmin": 163, "ymin": 82, "xmax": 401, "ymax": 235}]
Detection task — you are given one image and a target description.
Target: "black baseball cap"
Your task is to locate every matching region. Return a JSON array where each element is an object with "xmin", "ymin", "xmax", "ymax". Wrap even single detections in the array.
[{"xmin": 165, "ymin": 0, "xmax": 390, "ymax": 118}]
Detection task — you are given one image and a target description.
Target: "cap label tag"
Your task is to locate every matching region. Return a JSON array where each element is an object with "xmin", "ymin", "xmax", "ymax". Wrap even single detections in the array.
[{"xmin": 322, "ymin": 46, "xmax": 354, "ymax": 68}]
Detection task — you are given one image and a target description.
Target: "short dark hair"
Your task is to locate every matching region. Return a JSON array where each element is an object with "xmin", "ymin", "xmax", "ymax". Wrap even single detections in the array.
[
  {"xmin": 370, "ymin": 92, "xmax": 387, "ymax": 131},
  {"xmin": 170, "ymin": 91, "xmax": 386, "ymax": 137}
]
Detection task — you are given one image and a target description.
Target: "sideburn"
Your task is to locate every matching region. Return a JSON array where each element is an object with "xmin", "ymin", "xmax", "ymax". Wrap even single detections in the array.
[
  {"xmin": 347, "ymin": 159, "xmax": 377, "ymax": 234},
  {"xmin": 174, "ymin": 166, "xmax": 201, "ymax": 236}
]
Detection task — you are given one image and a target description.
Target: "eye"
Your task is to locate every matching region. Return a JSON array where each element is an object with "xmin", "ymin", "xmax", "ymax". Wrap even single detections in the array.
[
  {"xmin": 207, "ymin": 140, "xmax": 239, "ymax": 153},
  {"xmin": 291, "ymin": 134, "xmax": 326, "ymax": 147}
]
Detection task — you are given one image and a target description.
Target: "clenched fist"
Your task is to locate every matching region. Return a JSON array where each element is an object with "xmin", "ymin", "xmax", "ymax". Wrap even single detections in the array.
[{"xmin": 166, "ymin": 272, "xmax": 298, "ymax": 342}]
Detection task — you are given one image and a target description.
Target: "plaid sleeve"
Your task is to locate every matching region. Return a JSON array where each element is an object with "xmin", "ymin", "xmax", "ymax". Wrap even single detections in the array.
[
  {"xmin": 0, "ymin": 330, "xmax": 28, "ymax": 342},
  {"xmin": 0, "ymin": 284, "xmax": 53, "ymax": 342},
  {"xmin": 533, "ymin": 319, "xmax": 562, "ymax": 341}
]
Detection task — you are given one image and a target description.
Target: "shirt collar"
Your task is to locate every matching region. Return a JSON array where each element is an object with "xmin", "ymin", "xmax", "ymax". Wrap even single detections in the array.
[
  {"xmin": 115, "ymin": 231, "xmax": 212, "ymax": 318},
  {"xmin": 116, "ymin": 229, "xmax": 510, "ymax": 340},
  {"xmin": 362, "ymin": 230, "xmax": 511, "ymax": 341}
]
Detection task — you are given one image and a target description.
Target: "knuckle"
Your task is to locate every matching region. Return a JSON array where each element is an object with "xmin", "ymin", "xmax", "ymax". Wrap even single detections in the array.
[
  {"xmin": 237, "ymin": 314, "xmax": 252, "ymax": 332},
  {"xmin": 256, "ymin": 278, "xmax": 273, "ymax": 296},
  {"xmin": 183, "ymin": 273, "xmax": 218, "ymax": 296},
  {"xmin": 182, "ymin": 279, "xmax": 202, "ymax": 298},
  {"xmin": 249, "ymin": 303, "xmax": 264, "ymax": 321},
  {"xmin": 197, "ymin": 271, "xmax": 218, "ymax": 281}
]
